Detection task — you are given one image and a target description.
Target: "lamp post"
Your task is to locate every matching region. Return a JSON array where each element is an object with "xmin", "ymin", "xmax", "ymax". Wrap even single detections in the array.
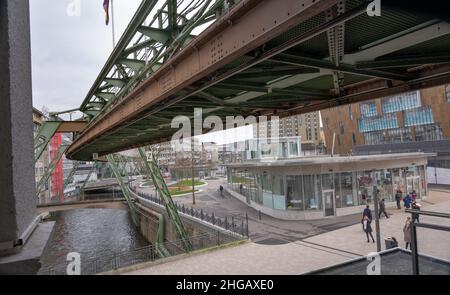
[
  {"xmin": 373, "ymin": 185, "xmax": 382, "ymax": 252},
  {"xmin": 191, "ymin": 137, "xmax": 195, "ymax": 205}
]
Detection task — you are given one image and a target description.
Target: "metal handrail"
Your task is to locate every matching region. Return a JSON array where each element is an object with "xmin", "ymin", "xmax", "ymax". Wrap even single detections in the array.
[
  {"xmin": 404, "ymin": 209, "xmax": 450, "ymax": 219},
  {"xmin": 38, "ymin": 230, "xmax": 244, "ymax": 275}
]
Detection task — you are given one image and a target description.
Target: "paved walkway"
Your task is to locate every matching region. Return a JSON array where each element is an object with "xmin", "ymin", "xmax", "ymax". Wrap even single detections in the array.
[
  {"xmin": 122, "ymin": 189, "xmax": 450, "ymax": 275},
  {"xmin": 135, "ymin": 178, "xmax": 363, "ymax": 243}
]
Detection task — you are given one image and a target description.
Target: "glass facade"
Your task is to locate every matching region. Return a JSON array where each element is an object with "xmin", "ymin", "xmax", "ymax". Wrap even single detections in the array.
[
  {"xmin": 364, "ymin": 131, "xmax": 385, "ymax": 145},
  {"xmin": 387, "ymin": 127, "xmax": 413, "ymax": 144},
  {"xmin": 358, "ymin": 113, "xmax": 398, "ymax": 132},
  {"xmin": 403, "ymin": 106, "xmax": 434, "ymax": 127},
  {"xmin": 415, "ymin": 124, "xmax": 443, "ymax": 141},
  {"xmin": 381, "ymin": 91, "xmax": 421, "ymax": 113},
  {"xmin": 360, "ymin": 101, "xmax": 377, "ymax": 117},
  {"xmin": 227, "ymin": 164, "xmax": 427, "ymax": 215}
]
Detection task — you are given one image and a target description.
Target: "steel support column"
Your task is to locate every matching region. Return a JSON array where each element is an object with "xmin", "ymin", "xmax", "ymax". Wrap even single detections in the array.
[
  {"xmin": 107, "ymin": 154, "xmax": 140, "ymax": 226},
  {"xmin": 137, "ymin": 148, "xmax": 191, "ymax": 251}
]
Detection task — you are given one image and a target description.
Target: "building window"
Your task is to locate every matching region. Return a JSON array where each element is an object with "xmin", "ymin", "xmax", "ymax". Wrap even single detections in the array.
[
  {"xmin": 352, "ymin": 133, "xmax": 356, "ymax": 145},
  {"xmin": 387, "ymin": 127, "xmax": 413, "ymax": 143},
  {"xmin": 339, "ymin": 121, "xmax": 344, "ymax": 135},
  {"xmin": 415, "ymin": 124, "xmax": 443, "ymax": 141},
  {"xmin": 340, "ymin": 172, "xmax": 358, "ymax": 207},
  {"xmin": 286, "ymin": 175, "xmax": 304, "ymax": 210},
  {"xmin": 358, "ymin": 113, "xmax": 398, "ymax": 132},
  {"xmin": 403, "ymin": 106, "xmax": 434, "ymax": 127},
  {"xmin": 360, "ymin": 101, "xmax": 377, "ymax": 117},
  {"xmin": 348, "ymin": 105, "xmax": 353, "ymax": 120},
  {"xmin": 364, "ymin": 131, "xmax": 385, "ymax": 145},
  {"xmin": 304, "ymin": 175, "xmax": 319, "ymax": 210},
  {"xmin": 381, "ymin": 91, "xmax": 421, "ymax": 113},
  {"xmin": 446, "ymin": 84, "xmax": 450, "ymax": 102}
]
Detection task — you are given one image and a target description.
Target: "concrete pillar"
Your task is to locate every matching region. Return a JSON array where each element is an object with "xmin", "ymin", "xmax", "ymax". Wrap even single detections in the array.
[{"xmin": 0, "ymin": 0, "xmax": 37, "ymax": 254}]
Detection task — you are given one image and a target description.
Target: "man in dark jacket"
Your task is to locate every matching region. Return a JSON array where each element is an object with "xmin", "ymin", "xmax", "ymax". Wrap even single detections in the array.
[
  {"xmin": 379, "ymin": 198, "xmax": 389, "ymax": 219},
  {"xmin": 363, "ymin": 205, "xmax": 372, "ymax": 220},
  {"xmin": 395, "ymin": 190, "xmax": 402, "ymax": 209}
]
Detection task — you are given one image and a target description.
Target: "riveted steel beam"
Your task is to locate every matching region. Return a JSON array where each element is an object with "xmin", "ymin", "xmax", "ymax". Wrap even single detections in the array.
[{"xmin": 68, "ymin": 0, "xmax": 344, "ymax": 160}]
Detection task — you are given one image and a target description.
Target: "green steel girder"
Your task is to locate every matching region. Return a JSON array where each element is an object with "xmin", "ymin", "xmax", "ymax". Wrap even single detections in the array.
[
  {"xmin": 356, "ymin": 54, "xmax": 450, "ymax": 69},
  {"xmin": 234, "ymin": 67, "xmax": 320, "ymax": 78},
  {"xmin": 107, "ymin": 154, "xmax": 140, "ymax": 226},
  {"xmin": 61, "ymin": 161, "xmax": 81, "ymax": 197},
  {"xmin": 79, "ymin": 161, "xmax": 99, "ymax": 197},
  {"xmin": 123, "ymin": 39, "xmax": 156, "ymax": 56},
  {"xmin": 34, "ymin": 121, "xmax": 61, "ymax": 162},
  {"xmin": 104, "ymin": 78, "xmax": 127, "ymax": 88},
  {"xmin": 117, "ymin": 58, "xmax": 146, "ymax": 72},
  {"xmin": 269, "ymin": 53, "xmax": 414, "ymax": 81},
  {"xmin": 138, "ymin": 26, "xmax": 172, "ymax": 44},
  {"xmin": 212, "ymin": 80, "xmax": 331, "ymax": 97},
  {"xmin": 95, "ymin": 92, "xmax": 115, "ymax": 101},
  {"xmin": 79, "ymin": 0, "xmax": 227, "ymax": 123},
  {"xmin": 137, "ymin": 148, "xmax": 192, "ymax": 251},
  {"xmin": 36, "ymin": 145, "xmax": 68, "ymax": 196}
]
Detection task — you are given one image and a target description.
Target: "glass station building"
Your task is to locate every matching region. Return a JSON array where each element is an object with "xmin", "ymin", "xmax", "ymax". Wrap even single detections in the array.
[{"xmin": 226, "ymin": 153, "xmax": 431, "ymax": 220}]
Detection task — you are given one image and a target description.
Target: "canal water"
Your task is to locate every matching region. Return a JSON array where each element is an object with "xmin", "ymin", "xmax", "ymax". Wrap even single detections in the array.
[{"xmin": 39, "ymin": 208, "xmax": 149, "ymax": 274}]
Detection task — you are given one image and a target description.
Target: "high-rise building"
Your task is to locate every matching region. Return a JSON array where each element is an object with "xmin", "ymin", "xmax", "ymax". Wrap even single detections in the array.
[
  {"xmin": 321, "ymin": 85, "xmax": 450, "ymax": 167},
  {"xmin": 253, "ymin": 112, "xmax": 325, "ymax": 151}
]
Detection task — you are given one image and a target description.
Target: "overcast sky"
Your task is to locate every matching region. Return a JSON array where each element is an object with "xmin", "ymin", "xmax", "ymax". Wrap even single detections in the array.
[
  {"xmin": 30, "ymin": 0, "xmax": 141, "ymax": 113},
  {"xmin": 29, "ymin": 0, "xmax": 253, "ymax": 143}
]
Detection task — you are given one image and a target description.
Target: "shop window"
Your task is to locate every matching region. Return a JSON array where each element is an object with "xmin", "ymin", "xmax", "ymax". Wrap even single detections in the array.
[
  {"xmin": 286, "ymin": 175, "xmax": 304, "ymax": 210},
  {"xmin": 340, "ymin": 172, "xmax": 357, "ymax": 207},
  {"xmin": 304, "ymin": 175, "xmax": 318, "ymax": 210},
  {"xmin": 272, "ymin": 175, "xmax": 285, "ymax": 210}
]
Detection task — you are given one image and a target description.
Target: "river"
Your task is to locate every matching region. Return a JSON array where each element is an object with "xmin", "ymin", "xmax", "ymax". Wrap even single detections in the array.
[{"xmin": 38, "ymin": 208, "xmax": 149, "ymax": 274}]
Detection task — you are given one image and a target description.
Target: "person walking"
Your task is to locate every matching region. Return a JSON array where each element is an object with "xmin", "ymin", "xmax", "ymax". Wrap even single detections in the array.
[
  {"xmin": 411, "ymin": 201, "xmax": 421, "ymax": 223},
  {"xmin": 362, "ymin": 216, "xmax": 375, "ymax": 243},
  {"xmin": 219, "ymin": 185, "xmax": 224, "ymax": 197},
  {"xmin": 363, "ymin": 205, "xmax": 372, "ymax": 221},
  {"xmin": 379, "ymin": 198, "xmax": 389, "ymax": 219},
  {"xmin": 404, "ymin": 193, "xmax": 412, "ymax": 209},
  {"xmin": 395, "ymin": 190, "xmax": 402, "ymax": 209},
  {"xmin": 403, "ymin": 217, "xmax": 412, "ymax": 249},
  {"xmin": 411, "ymin": 190, "xmax": 417, "ymax": 201}
]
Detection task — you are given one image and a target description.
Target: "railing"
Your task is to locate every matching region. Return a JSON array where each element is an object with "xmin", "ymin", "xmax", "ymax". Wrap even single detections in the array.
[
  {"xmin": 38, "ymin": 231, "xmax": 245, "ymax": 275},
  {"xmin": 132, "ymin": 186, "xmax": 249, "ymax": 238}
]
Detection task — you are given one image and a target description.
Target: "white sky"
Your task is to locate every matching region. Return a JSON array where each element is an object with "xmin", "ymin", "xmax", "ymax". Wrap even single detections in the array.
[
  {"xmin": 29, "ymin": 0, "xmax": 254, "ymax": 142},
  {"xmin": 30, "ymin": 0, "xmax": 141, "ymax": 112}
]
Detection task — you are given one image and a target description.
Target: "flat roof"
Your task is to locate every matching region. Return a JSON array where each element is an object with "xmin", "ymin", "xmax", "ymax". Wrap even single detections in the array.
[
  {"xmin": 306, "ymin": 248, "xmax": 450, "ymax": 275},
  {"xmin": 227, "ymin": 152, "xmax": 435, "ymax": 169}
]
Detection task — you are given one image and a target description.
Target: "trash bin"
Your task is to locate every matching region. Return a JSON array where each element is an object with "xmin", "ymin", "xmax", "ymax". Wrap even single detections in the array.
[{"xmin": 385, "ymin": 237, "xmax": 398, "ymax": 249}]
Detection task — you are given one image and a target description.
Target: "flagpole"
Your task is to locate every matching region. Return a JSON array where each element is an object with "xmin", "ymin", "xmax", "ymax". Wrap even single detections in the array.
[{"xmin": 111, "ymin": 0, "xmax": 116, "ymax": 48}]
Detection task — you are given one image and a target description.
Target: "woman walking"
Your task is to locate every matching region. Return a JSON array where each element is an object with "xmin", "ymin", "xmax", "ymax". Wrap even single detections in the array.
[
  {"xmin": 403, "ymin": 217, "xmax": 412, "ymax": 249},
  {"xmin": 362, "ymin": 216, "xmax": 375, "ymax": 243}
]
